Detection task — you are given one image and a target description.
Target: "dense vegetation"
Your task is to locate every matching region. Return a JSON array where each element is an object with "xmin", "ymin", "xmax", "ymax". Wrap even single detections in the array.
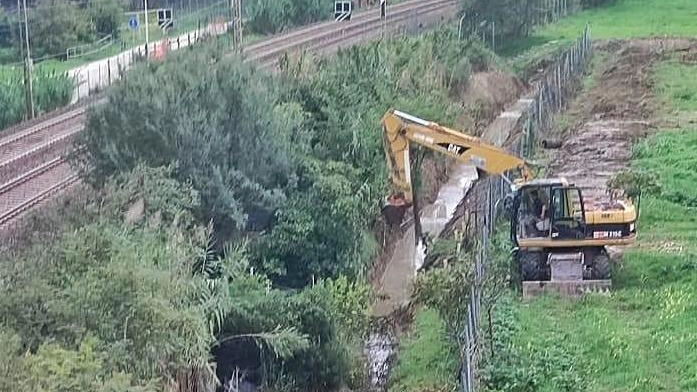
[
  {"xmin": 0, "ymin": 27, "xmax": 499, "ymax": 391},
  {"xmin": 0, "ymin": 0, "xmax": 125, "ymax": 62},
  {"xmin": 75, "ymin": 28, "xmax": 490, "ymax": 288}
]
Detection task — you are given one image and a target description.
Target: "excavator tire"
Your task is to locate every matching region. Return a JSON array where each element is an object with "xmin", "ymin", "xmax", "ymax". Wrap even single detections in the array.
[
  {"xmin": 520, "ymin": 251, "xmax": 542, "ymax": 281},
  {"xmin": 592, "ymin": 252, "xmax": 611, "ymax": 280}
]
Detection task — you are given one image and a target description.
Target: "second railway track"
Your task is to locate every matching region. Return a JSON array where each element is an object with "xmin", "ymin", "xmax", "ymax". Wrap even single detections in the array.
[{"xmin": 0, "ymin": 0, "xmax": 457, "ymax": 230}]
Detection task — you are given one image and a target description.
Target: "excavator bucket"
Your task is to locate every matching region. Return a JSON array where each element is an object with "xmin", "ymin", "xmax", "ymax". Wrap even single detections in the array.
[
  {"xmin": 522, "ymin": 252, "xmax": 612, "ymax": 300},
  {"xmin": 381, "ymin": 194, "xmax": 412, "ymax": 226}
]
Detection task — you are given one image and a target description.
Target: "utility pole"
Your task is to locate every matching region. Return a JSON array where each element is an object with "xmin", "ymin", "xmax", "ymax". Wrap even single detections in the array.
[
  {"xmin": 380, "ymin": 0, "xmax": 386, "ymax": 38},
  {"xmin": 144, "ymin": 0, "xmax": 150, "ymax": 57},
  {"xmin": 21, "ymin": 0, "xmax": 34, "ymax": 120},
  {"xmin": 231, "ymin": 0, "xmax": 242, "ymax": 53}
]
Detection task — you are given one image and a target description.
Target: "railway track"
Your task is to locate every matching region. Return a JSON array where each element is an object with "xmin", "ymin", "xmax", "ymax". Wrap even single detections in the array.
[{"xmin": 0, "ymin": 0, "xmax": 457, "ymax": 230}]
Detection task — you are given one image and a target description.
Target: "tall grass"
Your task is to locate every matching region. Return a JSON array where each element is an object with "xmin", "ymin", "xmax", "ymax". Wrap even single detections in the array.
[
  {"xmin": 0, "ymin": 68, "xmax": 73, "ymax": 130},
  {"xmin": 387, "ymin": 308, "xmax": 458, "ymax": 392}
]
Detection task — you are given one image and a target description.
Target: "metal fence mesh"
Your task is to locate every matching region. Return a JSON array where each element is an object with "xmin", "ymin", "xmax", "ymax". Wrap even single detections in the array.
[{"xmin": 458, "ymin": 25, "xmax": 592, "ymax": 392}]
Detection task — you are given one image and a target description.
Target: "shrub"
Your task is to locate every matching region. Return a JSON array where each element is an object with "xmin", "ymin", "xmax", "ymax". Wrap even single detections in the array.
[{"xmin": 0, "ymin": 68, "xmax": 73, "ymax": 130}]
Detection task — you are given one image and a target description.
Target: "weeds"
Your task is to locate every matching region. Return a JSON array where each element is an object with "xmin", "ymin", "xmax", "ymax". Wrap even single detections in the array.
[
  {"xmin": 387, "ymin": 308, "xmax": 458, "ymax": 392},
  {"xmin": 0, "ymin": 68, "xmax": 73, "ymax": 130}
]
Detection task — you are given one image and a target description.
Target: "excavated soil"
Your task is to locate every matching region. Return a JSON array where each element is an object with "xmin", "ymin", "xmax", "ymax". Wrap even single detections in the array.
[
  {"xmin": 456, "ymin": 71, "xmax": 526, "ymax": 135},
  {"xmin": 545, "ymin": 39, "xmax": 697, "ymax": 208}
]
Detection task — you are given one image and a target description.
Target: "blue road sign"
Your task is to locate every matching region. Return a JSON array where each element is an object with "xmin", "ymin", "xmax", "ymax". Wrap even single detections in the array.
[{"xmin": 128, "ymin": 15, "xmax": 139, "ymax": 30}]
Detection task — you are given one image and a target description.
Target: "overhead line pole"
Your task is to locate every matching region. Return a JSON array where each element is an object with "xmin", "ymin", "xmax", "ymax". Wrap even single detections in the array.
[
  {"xmin": 21, "ymin": 0, "xmax": 34, "ymax": 120},
  {"xmin": 144, "ymin": 0, "xmax": 150, "ymax": 57},
  {"xmin": 230, "ymin": 0, "xmax": 242, "ymax": 53}
]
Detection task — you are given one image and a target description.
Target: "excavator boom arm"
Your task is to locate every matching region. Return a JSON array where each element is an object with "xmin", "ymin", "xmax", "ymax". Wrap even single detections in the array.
[{"xmin": 382, "ymin": 109, "xmax": 532, "ymax": 204}]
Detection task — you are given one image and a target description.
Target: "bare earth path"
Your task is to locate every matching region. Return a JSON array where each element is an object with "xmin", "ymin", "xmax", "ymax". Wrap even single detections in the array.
[{"xmin": 545, "ymin": 39, "xmax": 697, "ymax": 209}]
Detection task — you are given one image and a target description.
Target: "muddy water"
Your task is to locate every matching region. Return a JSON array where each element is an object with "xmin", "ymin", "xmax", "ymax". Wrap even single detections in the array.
[{"xmin": 366, "ymin": 163, "xmax": 479, "ymax": 390}]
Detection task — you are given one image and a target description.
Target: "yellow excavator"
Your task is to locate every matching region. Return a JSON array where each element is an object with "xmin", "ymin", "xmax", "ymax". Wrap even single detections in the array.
[{"xmin": 380, "ymin": 109, "xmax": 637, "ymax": 295}]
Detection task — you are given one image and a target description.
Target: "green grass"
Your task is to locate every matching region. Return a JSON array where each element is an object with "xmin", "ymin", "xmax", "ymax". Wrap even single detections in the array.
[
  {"xmin": 387, "ymin": 307, "xmax": 458, "ymax": 392},
  {"xmin": 493, "ymin": 55, "xmax": 697, "ymax": 392},
  {"xmin": 503, "ymin": 0, "xmax": 697, "ymax": 57}
]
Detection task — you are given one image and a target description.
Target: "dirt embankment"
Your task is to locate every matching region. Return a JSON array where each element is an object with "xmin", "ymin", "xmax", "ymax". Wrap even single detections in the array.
[
  {"xmin": 457, "ymin": 71, "xmax": 527, "ymax": 136},
  {"xmin": 545, "ymin": 39, "xmax": 697, "ymax": 207}
]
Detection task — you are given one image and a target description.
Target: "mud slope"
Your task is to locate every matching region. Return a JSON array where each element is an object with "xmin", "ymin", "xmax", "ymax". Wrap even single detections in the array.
[{"xmin": 546, "ymin": 39, "xmax": 697, "ymax": 207}]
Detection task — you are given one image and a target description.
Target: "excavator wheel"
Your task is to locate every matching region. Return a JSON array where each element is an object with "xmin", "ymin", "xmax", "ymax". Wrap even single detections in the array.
[
  {"xmin": 591, "ymin": 252, "xmax": 611, "ymax": 280},
  {"xmin": 519, "ymin": 251, "xmax": 542, "ymax": 281}
]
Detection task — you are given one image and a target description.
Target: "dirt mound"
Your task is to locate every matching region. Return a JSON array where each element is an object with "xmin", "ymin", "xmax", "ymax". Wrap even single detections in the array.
[
  {"xmin": 547, "ymin": 39, "xmax": 697, "ymax": 208},
  {"xmin": 562, "ymin": 39, "xmax": 697, "ymax": 126},
  {"xmin": 456, "ymin": 71, "xmax": 526, "ymax": 134},
  {"xmin": 549, "ymin": 119, "xmax": 651, "ymax": 206}
]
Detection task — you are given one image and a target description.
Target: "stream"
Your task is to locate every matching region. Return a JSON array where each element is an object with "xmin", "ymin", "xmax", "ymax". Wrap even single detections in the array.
[{"xmin": 365, "ymin": 163, "xmax": 479, "ymax": 390}]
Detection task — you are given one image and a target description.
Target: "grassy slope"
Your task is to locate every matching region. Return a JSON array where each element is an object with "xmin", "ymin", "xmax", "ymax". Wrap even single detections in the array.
[
  {"xmin": 388, "ymin": 308, "xmax": 458, "ymax": 392},
  {"xmin": 505, "ymin": 0, "xmax": 697, "ymax": 56},
  {"xmin": 501, "ymin": 2, "xmax": 697, "ymax": 391},
  {"xmin": 503, "ymin": 0, "xmax": 697, "ymax": 76}
]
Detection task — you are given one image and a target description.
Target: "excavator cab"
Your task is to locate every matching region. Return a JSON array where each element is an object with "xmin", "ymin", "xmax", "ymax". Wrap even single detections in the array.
[{"xmin": 512, "ymin": 182, "xmax": 588, "ymax": 243}]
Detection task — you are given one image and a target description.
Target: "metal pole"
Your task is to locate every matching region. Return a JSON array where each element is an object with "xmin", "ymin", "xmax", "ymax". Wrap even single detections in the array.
[
  {"xmin": 16, "ymin": 0, "xmax": 26, "ymax": 120},
  {"xmin": 144, "ymin": 0, "xmax": 150, "ymax": 57},
  {"xmin": 232, "ymin": 0, "xmax": 237, "ymax": 46},
  {"xmin": 22, "ymin": 0, "xmax": 34, "ymax": 119},
  {"xmin": 236, "ymin": 0, "xmax": 243, "ymax": 53},
  {"xmin": 458, "ymin": 13, "xmax": 466, "ymax": 41}
]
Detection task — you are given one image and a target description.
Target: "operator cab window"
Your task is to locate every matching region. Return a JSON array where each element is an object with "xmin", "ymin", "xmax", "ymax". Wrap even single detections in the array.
[
  {"xmin": 550, "ymin": 187, "xmax": 586, "ymax": 240},
  {"xmin": 517, "ymin": 186, "xmax": 551, "ymax": 239}
]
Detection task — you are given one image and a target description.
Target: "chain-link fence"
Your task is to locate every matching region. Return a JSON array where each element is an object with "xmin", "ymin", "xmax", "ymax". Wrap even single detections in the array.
[
  {"xmin": 462, "ymin": 0, "xmax": 582, "ymax": 52},
  {"xmin": 458, "ymin": 25, "xmax": 592, "ymax": 392}
]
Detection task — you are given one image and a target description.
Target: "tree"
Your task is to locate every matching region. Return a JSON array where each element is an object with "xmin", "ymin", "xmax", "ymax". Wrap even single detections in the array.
[
  {"xmin": 29, "ymin": 0, "xmax": 93, "ymax": 59},
  {"xmin": 88, "ymin": 0, "xmax": 125, "ymax": 39},
  {"xmin": 76, "ymin": 47, "xmax": 302, "ymax": 236},
  {"xmin": 252, "ymin": 158, "xmax": 373, "ymax": 287}
]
